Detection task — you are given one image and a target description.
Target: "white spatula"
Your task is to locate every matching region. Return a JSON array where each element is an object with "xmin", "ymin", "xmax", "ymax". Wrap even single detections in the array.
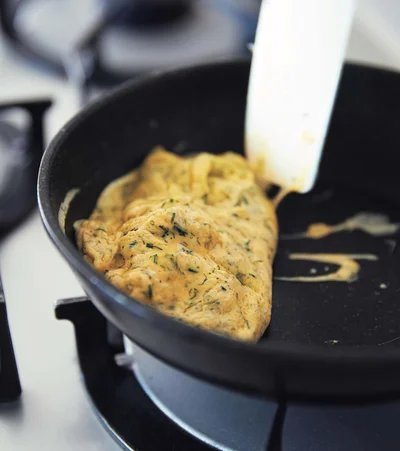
[{"xmin": 246, "ymin": 0, "xmax": 357, "ymax": 193}]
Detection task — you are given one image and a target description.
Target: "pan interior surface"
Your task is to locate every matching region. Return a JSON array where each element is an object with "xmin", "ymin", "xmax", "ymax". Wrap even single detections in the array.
[{"xmin": 271, "ymin": 185, "xmax": 400, "ymax": 348}]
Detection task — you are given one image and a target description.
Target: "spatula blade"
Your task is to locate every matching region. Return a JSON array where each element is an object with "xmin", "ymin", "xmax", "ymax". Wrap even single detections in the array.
[{"xmin": 246, "ymin": 0, "xmax": 357, "ymax": 193}]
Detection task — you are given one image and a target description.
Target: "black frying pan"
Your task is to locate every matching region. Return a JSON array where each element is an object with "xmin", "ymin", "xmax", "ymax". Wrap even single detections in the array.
[{"xmin": 38, "ymin": 60, "xmax": 400, "ymax": 403}]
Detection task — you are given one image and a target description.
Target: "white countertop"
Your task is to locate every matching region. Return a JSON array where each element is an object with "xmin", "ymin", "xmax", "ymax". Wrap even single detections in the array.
[{"xmin": 0, "ymin": 37, "xmax": 120, "ymax": 451}]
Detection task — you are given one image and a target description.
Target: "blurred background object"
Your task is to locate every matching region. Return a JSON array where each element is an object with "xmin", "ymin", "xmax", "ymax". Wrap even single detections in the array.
[
  {"xmin": 347, "ymin": 0, "xmax": 400, "ymax": 70},
  {"xmin": 1, "ymin": 0, "xmax": 399, "ymax": 127},
  {"xmin": 1, "ymin": 0, "xmax": 400, "ymax": 108},
  {"xmin": 0, "ymin": 0, "xmax": 261, "ymax": 101},
  {"xmin": 0, "ymin": 100, "xmax": 50, "ymax": 238}
]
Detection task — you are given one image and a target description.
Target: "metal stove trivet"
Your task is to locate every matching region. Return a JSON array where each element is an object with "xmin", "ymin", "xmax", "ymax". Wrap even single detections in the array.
[
  {"xmin": 55, "ymin": 297, "xmax": 400, "ymax": 451},
  {"xmin": 55, "ymin": 297, "xmax": 218, "ymax": 451},
  {"xmin": 0, "ymin": 98, "xmax": 51, "ymax": 402}
]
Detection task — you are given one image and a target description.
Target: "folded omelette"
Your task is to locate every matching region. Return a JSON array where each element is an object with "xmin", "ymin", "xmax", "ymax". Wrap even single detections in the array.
[{"xmin": 75, "ymin": 147, "xmax": 278, "ymax": 342}]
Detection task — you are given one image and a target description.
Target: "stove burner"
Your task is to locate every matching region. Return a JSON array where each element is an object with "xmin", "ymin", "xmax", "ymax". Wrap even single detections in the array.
[
  {"xmin": 55, "ymin": 297, "xmax": 215, "ymax": 451},
  {"xmin": 56, "ymin": 297, "xmax": 400, "ymax": 451},
  {"xmin": 126, "ymin": 341, "xmax": 278, "ymax": 450},
  {"xmin": 1, "ymin": 0, "xmax": 257, "ymax": 90}
]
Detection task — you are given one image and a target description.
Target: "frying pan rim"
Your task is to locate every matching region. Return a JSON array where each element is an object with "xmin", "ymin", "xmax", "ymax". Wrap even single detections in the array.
[{"xmin": 38, "ymin": 59, "xmax": 400, "ymax": 373}]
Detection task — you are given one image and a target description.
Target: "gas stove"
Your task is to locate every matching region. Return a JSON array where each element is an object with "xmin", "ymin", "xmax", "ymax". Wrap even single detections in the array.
[
  {"xmin": 1, "ymin": 4, "xmax": 400, "ymax": 450},
  {"xmin": 5, "ymin": 294, "xmax": 398, "ymax": 451},
  {"xmin": 51, "ymin": 298, "xmax": 400, "ymax": 451},
  {"xmin": 1, "ymin": 0, "xmax": 259, "ymax": 93}
]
